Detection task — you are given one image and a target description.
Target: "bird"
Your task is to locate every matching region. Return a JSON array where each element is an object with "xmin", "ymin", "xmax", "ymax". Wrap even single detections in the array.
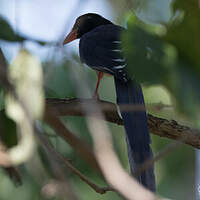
[{"xmin": 63, "ymin": 13, "xmax": 155, "ymax": 192}]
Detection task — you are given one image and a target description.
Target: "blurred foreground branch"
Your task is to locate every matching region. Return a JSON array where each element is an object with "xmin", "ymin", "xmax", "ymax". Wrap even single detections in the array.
[
  {"xmin": 46, "ymin": 98, "xmax": 200, "ymax": 149},
  {"xmin": 80, "ymin": 99, "xmax": 166, "ymax": 200},
  {"xmin": 0, "ymin": 140, "xmax": 22, "ymax": 185}
]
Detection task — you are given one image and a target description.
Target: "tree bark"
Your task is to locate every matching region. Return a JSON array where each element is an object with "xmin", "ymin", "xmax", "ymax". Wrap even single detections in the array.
[{"xmin": 46, "ymin": 98, "xmax": 200, "ymax": 149}]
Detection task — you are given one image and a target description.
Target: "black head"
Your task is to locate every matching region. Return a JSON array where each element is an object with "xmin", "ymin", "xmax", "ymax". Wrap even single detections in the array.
[
  {"xmin": 74, "ymin": 13, "xmax": 112, "ymax": 38},
  {"xmin": 63, "ymin": 13, "xmax": 112, "ymax": 44}
]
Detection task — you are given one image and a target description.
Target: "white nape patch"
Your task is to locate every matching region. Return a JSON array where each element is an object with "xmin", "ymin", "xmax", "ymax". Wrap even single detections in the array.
[
  {"xmin": 114, "ymin": 64, "xmax": 126, "ymax": 69},
  {"xmin": 116, "ymin": 105, "xmax": 122, "ymax": 119},
  {"xmin": 113, "ymin": 41, "xmax": 121, "ymax": 44},
  {"xmin": 112, "ymin": 58, "xmax": 126, "ymax": 62}
]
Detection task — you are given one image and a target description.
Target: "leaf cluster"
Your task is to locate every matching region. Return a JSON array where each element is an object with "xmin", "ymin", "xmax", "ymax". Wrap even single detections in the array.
[{"xmin": 123, "ymin": 0, "xmax": 200, "ymax": 118}]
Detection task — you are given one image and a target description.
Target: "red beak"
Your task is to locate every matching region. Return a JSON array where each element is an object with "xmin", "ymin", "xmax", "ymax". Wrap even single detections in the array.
[{"xmin": 63, "ymin": 29, "xmax": 78, "ymax": 45}]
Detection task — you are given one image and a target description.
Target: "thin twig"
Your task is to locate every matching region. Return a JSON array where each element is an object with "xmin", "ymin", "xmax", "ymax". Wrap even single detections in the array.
[
  {"xmin": 134, "ymin": 141, "xmax": 182, "ymax": 177},
  {"xmin": 35, "ymin": 126, "xmax": 79, "ymax": 200},
  {"xmin": 57, "ymin": 152, "xmax": 114, "ymax": 194},
  {"xmin": 38, "ymin": 133, "xmax": 114, "ymax": 194}
]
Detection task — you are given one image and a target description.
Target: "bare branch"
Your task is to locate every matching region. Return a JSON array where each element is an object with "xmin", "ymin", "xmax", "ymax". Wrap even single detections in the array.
[
  {"xmin": 46, "ymin": 98, "xmax": 200, "ymax": 149},
  {"xmin": 37, "ymin": 131, "xmax": 114, "ymax": 194},
  {"xmin": 134, "ymin": 141, "xmax": 182, "ymax": 177},
  {"xmin": 0, "ymin": 140, "xmax": 22, "ymax": 185},
  {"xmin": 35, "ymin": 128, "xmax": 79, "ymax": 200},
  {"xmin": 44, "ymin": 107, "xmax": 102, "ymax": 173},
  {"xmin": 57, "ymin": 151, "xmax": 114, "ymax": 194}
]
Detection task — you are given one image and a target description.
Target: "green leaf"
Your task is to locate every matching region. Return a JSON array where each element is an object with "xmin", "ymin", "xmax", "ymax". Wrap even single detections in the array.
[
  {"xmin": 159, "ymin": 0, "xmax": 200, "ymax": 119},
  {"xmin": 123, "ymin": 7, "xmax": 200, "ymax": 119},
  {"xmin": 123, "ymin": 23, "xmax": 168, "ymax": 84},
  {"xmin": 44, "ymin": 62, "xmax": 75, "ymax": 98},
  {"xmin": 0, "ymin": 16, "xmax": 24, "ymax": 42},
  {"xmin": 168, "ymin": 60, "xmax": 200, "ymax": 119},
  {"xmin": 0, "ymin": 16, "xmax": 49, "ymax": 45},
  {"xmin": 0, "ymin": 110, "xmax": 17, "ymax": 148},
  {"xmin": 164, "ymin": 0, "xmax": 200, "ymax": 71}
]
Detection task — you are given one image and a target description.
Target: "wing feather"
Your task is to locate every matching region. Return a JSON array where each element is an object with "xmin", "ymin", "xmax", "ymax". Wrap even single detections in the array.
[{"xmin": 79, "ymin": 24, "xmax": 128, "ymax": 81}]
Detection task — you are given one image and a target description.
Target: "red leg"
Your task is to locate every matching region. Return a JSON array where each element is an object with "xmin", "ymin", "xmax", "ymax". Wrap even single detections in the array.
[{"xmin": 93, "ymin": 72, "xmax": 104, "ymax": 98}]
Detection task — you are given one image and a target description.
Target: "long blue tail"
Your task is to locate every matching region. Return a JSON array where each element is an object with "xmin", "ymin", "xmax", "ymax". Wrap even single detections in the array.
[{"xmin": 114, "ymin": 77, "xmax": 156, "ymax": 192}]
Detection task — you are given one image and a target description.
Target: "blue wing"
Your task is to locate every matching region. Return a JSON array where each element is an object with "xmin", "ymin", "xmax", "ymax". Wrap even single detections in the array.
[{"xmin": 79, "ymin": 24, "xmax": 128, "ymax": 82}]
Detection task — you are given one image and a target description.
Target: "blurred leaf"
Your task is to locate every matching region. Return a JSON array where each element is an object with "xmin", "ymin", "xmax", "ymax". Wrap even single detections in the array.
[
  {"xmin": 3, "ymin": 167, "xmax": 22, "ymax": 186},
  {"xmin": 134, "ymin": 0, "xmax": 171, "ymax": 24},
  {"xmin": 44, "ymin": 61, "xmax": 75, "ymax": 98},
  {"xmin": 123, "ymin": 8, "xmax": 200, "ymax": 119},
  {"xmin": 5, "ymin": 49, "xmax": 44, "ymax": 165},
  {"xmin": 0, "ymin": 90, "xmax": 4, "ymax": 110},
  {"xmin": 161, "ymin": 0, "xmax": 200, "ymax": 119},
  {"xmin": 0, "ymin": 110, "xmax": 22, "ymax": 187},
  {"xmin": 0, "ymin": 16, "xmax": 48, "ymax": 45},
  {"xmin": 168, "ymin": 61, "xmax": 200, "ymax": 118},
  {"xmin": 0, "ymin": 48, "xmax": 9, "ymax": 86},
  {"xmin": 123, "ymin": 18, "xmax": 168, "ymax": 84},
  {"xmin": 0, "ymin": 110, "xmax": 17, "ymax": 148},
  {"xmin": 164, "ymin": 0, "xmax": 200, "ymax": 71},
  {"xmin": 0, "ymin": 16, "xmax": 24, "ymax": 42},
  {"xmin": 6, "ymin": 49, "xmax": 44, "ymax": 121}
]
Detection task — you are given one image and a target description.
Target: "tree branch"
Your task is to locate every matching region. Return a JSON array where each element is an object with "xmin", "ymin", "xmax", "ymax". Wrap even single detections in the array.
[
  {"xmin": 44, "ymin": 107, "xmax": 102, "ymax": 173},
  {"xmin": 57, "ymin": 151, "xmax": 114, "ymax": 194},
  {"xmin": 36, "ymin": 127, "xmax": 114, "ymax": 195},
  {"xmin": 46, "ymin": 98, "xmax": 200, "ymax": 149}
]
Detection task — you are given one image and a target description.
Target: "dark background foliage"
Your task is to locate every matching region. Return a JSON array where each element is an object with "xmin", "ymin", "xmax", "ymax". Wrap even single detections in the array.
[{"xmin": 0, "ymin": 0, "xmax": 197, "ymax": 199}]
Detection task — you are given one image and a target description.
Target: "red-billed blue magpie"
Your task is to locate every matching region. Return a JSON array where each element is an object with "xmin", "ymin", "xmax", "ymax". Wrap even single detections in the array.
[{"xmin": 63, "ymin": 13, "xmax": 155, "ymax": 192}]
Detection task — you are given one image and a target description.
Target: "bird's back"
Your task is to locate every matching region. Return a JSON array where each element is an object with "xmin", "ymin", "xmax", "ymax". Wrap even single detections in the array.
[{"xmin": 79, "ymin": 24, "xmax": 128, "ymax": 81}]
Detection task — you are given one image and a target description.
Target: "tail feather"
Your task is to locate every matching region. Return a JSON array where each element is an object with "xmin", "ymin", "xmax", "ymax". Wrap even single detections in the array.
[{"xmin": 114, "ymin": 77, "xmax": 156, "ymax": 192}]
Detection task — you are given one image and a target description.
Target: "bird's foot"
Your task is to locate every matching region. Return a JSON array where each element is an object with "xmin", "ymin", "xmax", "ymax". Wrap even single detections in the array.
[{"xmin": 92, "ymin": 92, "xmax": 100, "ymax": 100}]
